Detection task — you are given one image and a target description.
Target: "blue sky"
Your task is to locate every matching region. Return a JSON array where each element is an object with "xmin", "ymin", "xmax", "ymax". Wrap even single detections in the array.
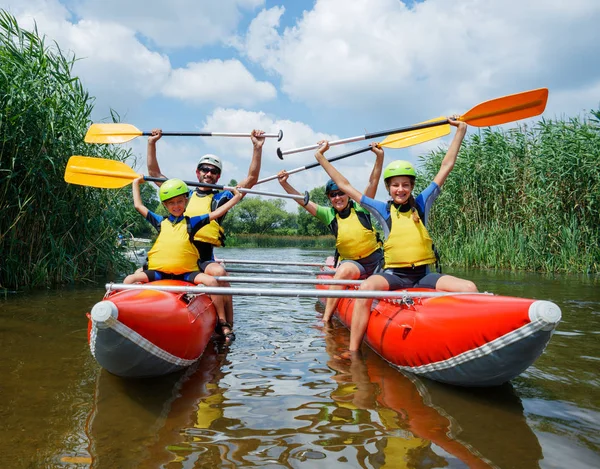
[{"xmin": 2, "ymin": 0, "xmax": 600, "ymax": 209}]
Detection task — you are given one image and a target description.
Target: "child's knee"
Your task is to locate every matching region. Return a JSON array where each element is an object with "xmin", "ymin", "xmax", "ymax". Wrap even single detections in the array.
[{"xmin": 195, "ymin": 274, "xmax": 218, "ymax": 287}]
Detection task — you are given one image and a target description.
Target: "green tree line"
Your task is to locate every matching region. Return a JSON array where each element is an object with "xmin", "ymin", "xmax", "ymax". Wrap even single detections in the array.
[{"xmin": 1, "ymin": 11, "xmax": 598, "ymax": 290}]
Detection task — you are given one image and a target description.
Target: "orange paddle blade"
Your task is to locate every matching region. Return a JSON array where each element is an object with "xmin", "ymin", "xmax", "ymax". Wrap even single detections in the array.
[
  {"xmin": 380, "ymin": 118, "xmax": 450, "ymax": 148},
  {"xmin": 461, "ymin": 88, "xmax": 548, "ymax": 127},
  {"xmin": 84, "ymin": 123, "xmax": 143, "ymax": 144},
  {"xmin": 64, "ymin": 156, "xmax": 141, "ymax": 188}
]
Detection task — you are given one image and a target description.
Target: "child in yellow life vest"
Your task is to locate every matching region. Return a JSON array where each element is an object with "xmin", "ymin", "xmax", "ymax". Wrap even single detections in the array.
[
  {"xmin": 124, "ymin": 177, "xmax": 242, "ymax": 342},
  {"xmin": 314, "ymin": 118, "xmax": 478, "ymax": 359},
  {"xmin": 277, "ymin": 142, "xmax": 384, "ymax": 323}
]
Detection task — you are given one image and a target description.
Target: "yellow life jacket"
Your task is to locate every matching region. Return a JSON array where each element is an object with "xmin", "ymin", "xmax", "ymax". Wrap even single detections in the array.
[
  {"xmin": 384, "ymin": 204, "xmax": 436, "ymax": 269},
  {"xmin": 332, "ymin": 206, "xmax": 381, "ymax": 260},
  {"xmin": 147, "ymin": 217, "xmax": 199, "ymax": 274},
  {"xmin": 185, "ymin": 191, "xmax": 225, "ymax": 247}
]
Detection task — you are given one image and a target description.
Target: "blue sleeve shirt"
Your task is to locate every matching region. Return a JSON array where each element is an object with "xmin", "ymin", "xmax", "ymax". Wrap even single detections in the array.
[{"xmin": 359, "ymin": 181, "xmax": 441, "ymax": 240}]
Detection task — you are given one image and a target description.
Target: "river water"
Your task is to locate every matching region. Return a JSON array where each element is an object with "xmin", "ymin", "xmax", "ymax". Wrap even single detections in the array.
[{"xmin": 0, "ymin": 248, "xmax": 598, "ymax": 469}]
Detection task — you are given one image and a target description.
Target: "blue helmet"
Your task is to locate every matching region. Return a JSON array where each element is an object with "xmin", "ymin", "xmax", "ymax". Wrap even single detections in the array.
[{"xmin": 325, "ymin": 179, "xmax": 339, "ymax": 194}]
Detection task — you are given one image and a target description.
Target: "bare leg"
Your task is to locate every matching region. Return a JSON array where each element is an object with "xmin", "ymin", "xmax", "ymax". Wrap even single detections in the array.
[
  {"xmin": 435, "ymin": 275, "xmax": 478, "ymax": 292},
  {"xmin": 193, "ymin": 272, "xmax": 226, "ymax": 323},
  {"xmin": 204, "ymin": 263, "xmax": 234, "ymax": 326},
  {"xmin": 123, "ymin": 272, "xmax": 149, "ymax": 284},
  {"xmin": 323, "ymin": 262, "xmax": 362, "ymax": 323},
  {"xmin": 348, "ymin": 275, "xmax": 390, "ymax": 353}
]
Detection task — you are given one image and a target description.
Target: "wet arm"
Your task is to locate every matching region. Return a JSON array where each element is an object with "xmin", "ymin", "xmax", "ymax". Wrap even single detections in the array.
[
  {"xmin": 132, "ymin": 178, "xmax": 149, "ymax": 218},
  {"xmin": 278, "ymin": 172, "xmax": 318, "ymax": 216},
  {"xmin": 238, "ymin": 130, "xmax": 265, "ymax": 189},
  {"xmin": 433, "ymin": 119, "xmax": 467, "ymax": 188},
  {"xmin": 147, "ymin": 129, "xmax": 167, "ymax": 183},
  {"xmin": 315, "ymin": 147, "xmax": 364, "ymax": 204},
  {"xmin": 208, "ymin": 191, "xmax": 243, "ymax": 221},
  {"xmin": 363, "ymin": 144, "xmax": 384, "ymax": 199}
]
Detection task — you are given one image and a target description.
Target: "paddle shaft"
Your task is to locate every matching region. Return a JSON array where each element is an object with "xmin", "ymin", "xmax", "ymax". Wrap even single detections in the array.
[
  {"xmin": 140, "ymin": 130, "xmax": 283, "ymax": 141},
  {"xmin": 213, "ymin": 276, "xmax": 361, "ymax": 286},
  {"xmin": 106, "ymin": 283, "xmax": 492, "ymax": 299},
  {"xmin": 258, "ymin": 145, "xmax": 373, "ymax": 185},
  {"xmin": 277, "ymin": 119, "xmax": 448, "ymax": 158},
  {"xmin": 143, "ymin": 176, "xmax": 308, "ymax": 203}
]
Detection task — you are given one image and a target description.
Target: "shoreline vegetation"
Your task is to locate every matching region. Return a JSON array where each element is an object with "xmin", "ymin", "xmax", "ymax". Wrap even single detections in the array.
[{"xmin": 1, "ymin": 11, "xmax": 598, "ymax": 289}]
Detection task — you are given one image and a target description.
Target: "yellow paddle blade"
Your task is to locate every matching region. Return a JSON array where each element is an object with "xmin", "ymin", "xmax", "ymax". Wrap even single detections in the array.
[
  {"xmin": 380, "ymin": 117, "xmax": 450, "ymax": 149},
  {"xmin": 64, "ymin": 156, "xmax": 141, "ymax": 189},
  {"xmin": 461, "ymin": 88, "xmax": 548, "ymax": 127},
  {"xmin": 84, "ymin": 123, "xmax": 143, "ymax": 144}
]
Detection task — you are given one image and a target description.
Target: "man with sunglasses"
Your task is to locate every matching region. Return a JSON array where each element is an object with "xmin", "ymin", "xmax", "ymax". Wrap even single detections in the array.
[
  {"xmin": 277, "ymin": 141, "xmax": 384, "ymax": 323},
  {"xmin": 146, "ymin": 128, "xmax": 266, "ymax": 342}
]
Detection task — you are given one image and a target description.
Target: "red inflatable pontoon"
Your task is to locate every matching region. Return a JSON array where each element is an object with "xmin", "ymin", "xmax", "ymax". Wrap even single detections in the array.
[{"xmin": 88, "ymin": 280, "xmax": 216, "ymax": 378}]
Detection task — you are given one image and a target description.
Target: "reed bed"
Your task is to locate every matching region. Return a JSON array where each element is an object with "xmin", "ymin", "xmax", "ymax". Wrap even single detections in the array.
[
  {"xmin": 0, "ymin": 12, "xmax": 138, "ymax": 289},
  {"xmin": 420, "ymin": 114, "xmax": 600, "ymax": 273}
]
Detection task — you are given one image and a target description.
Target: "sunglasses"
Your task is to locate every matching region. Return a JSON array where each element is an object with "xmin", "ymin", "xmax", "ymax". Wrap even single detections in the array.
[
  {"xmin": 328, "ymin": 191, "xmax": 345, "ymax": 198},
  {"xmin": 197, "ymin": 165, "xmax": 221, "ymax": 175}
]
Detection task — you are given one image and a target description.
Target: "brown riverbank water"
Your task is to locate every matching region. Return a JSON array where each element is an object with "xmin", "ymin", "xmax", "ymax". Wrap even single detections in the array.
[{"xmin": 0, "ymin": 248, "xmax": 598, "ymax": 468}]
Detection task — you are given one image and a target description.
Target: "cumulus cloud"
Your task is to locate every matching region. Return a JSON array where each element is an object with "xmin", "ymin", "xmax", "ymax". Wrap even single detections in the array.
[
  {"xmin": 239, "ymin": 0, "xmax": 600, "ymax": 119},
  {"xmin": 162, "ymin": 59, "xmax": 276, "ymax": 106},
  {"xmin": 61, "ymin": 0, "xmax": 265, "ymax": 48},
  {"xmin": 0, "ymin": 0, "xmax": 275, "ymax": 115}
]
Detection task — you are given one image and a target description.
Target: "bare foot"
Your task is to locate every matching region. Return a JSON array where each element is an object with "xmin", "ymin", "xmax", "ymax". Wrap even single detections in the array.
[{"xmin": 334, "ymin": 350, "xmax": 361, "ymax": 361}]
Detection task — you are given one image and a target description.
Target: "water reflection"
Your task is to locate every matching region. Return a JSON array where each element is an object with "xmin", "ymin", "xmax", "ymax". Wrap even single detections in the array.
[
  {"xmin": 320, "ymin": 322, "xmax": 544, "ymax": 468},
  {"xmin": 1, "ymin": 248, "xmax": 598, "ymax": 468},
  {"xmin": 85, "ymin": 325, "xmax": 545, "ymax": 468},
  {"xmin": 86, "ymin": 342, "xmax": 228, "ymax": 468}
]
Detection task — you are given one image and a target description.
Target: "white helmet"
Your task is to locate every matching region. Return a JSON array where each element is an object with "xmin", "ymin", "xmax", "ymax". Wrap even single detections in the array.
[{"xmin": 197, "ymin": 154, "xmax": 222, "ymax": 171}]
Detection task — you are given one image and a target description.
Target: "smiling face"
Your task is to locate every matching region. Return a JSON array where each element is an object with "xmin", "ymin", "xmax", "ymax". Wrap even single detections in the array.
[
  {"xmin": 196, "ymin": 163, "xmax": 221, "ymax": 186},
  {"xmin": 386, "ymin": 176, "xmax": 414, "ymax": 205},
  {"xmin": 327, "ymin": 190, "xmax": 350, "ymax": 212},
  {"xmin": 162, "ymin": 194, "xmax": 189, "ymax": 217}
]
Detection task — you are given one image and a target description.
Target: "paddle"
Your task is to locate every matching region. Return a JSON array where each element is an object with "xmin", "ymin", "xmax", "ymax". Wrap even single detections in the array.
[
  {"xmin": 85, "ymin": 123, "xmax": 283, "ymax": 144},
  {"xmin": 257, "ymin": 123, "xmax": 449, "ymax": 184},
  {"xmin": 277, "ymin": 88, "xmax": 549, "ymax": 158},
  {"xmin": 106, "ymin": 283, "xmax": 493, "ymax": 299},
  {"xmin": 64, "ymin": 156, "xmax": 309, "ymax": 204},
  {"xmin": 275, "ymin": 117, "xmax": 448, "ymax": 160}
]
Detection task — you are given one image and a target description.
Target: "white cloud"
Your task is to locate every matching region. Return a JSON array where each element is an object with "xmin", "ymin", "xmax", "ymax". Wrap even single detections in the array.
[
  {"xmin": 199, "ymin": 108, "xmax": 344, "ymax": 208},
  {"xmin": 0, "ymin": 0, "xmax": 275, "ymax": 115},
  {"xmin": 62, "ymin": 0, "xmax": 265, "ymax": 48},
  {"xmin": 162, "ymin": 59, "xmax": 276, "ymax": 106},
  {"xmin": 201, "ymin": 108, "xmax": 337, "ymax": 162},
  {"xmin": 240, "ymin": 0, "xmax": 600, "ymax": 119}
]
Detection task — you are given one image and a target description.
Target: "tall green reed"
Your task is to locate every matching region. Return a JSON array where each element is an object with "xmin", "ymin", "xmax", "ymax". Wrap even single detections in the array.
[
  {"xmin": 419, "ymin": 113, "xmax": 600, "ymax": 273},
  {"xmin": 0, "ymin": 12, "xmax": 140, "ymax": 289}
]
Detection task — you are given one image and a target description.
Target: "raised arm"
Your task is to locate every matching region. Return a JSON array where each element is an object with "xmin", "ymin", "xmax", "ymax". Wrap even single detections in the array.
[
  {"xmin": 208, "ymin": 188, "xmax": 244, "ymax": 221},
  {"xmin": 363, "ymin": 143, "xmax": 384, "ymax": 199},
  {"xmin": 314, "ymin": 141, "xmax": 364, "ymax": 204},
  {"xmin": 238, "ymin": 129, "xmax": 265, "ymax": 189},
  {"xmin": 277, "ymin": 170, "xmax": 318, "ymax": 216},
  {"xmin": 433, "ymin": 117, "xmax": 467, "ymax": 188},
  {"xmin": 146, "ymin": 129, "xmax": 167, "ymax": 186},
  {"xmin": 132, "ymin": 177, "xmax": 148, "ymax": 218}
]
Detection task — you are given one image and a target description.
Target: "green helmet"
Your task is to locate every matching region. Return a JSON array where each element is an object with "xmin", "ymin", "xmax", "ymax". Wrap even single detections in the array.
[
  {"xmin": 383, "ymin": 160, "xmax": 416, "ymax": 181},
  {"xmin": 159, "ymin": 178, "xmax": 189, "ymax": 202}
]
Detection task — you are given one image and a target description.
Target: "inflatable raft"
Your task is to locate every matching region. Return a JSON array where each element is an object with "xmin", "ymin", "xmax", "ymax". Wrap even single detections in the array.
[
  {"xmin": 316, "ymin": 271, "xmax": 561, "ymax": 387},
  {"xmin": 88, "ymin": 280, "xmax": 216, "ymax": 378}
]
